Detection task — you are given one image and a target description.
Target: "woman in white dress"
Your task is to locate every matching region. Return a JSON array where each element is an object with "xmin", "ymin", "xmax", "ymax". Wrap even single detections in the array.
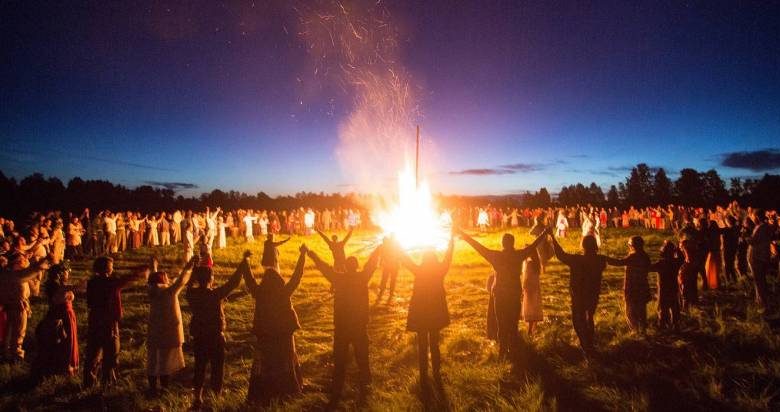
[
  {"xmin": 522, "ymin": 250, "xmax": 543, "ymax": 336},
  {"xmin": 146, "ymin": 256, "xmax": 196, "ymax": 396},
  {"xmin": 556, "ymin": 211, "xmax": 569, "ymax": 238},
  {"xmin": 147, "ymin": 214, "xmax": 160, "ymax": 246},
  {"xmin": 243, "ymin": 212, "xmax": 258, "ymax": 241}
]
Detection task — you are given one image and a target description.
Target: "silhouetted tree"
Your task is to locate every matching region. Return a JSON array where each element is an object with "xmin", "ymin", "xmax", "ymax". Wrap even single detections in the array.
[
  {"xmin": 674, "ymin": 168, "xmax": 704, "ymax": 206},
  {"xmin": 625, "ymin": 164, "xmax": 654, "ymax": 207},
  {"xmin": 700, "ymin": 169, "xmax": 728, "ymax": 206},
  {"xmin": 652, "ymin": 168, "xmax": 673, "ymax": 205},
  {"xmin": 606, "ymin": 185, "xmax": 620, "ymax": 206}
]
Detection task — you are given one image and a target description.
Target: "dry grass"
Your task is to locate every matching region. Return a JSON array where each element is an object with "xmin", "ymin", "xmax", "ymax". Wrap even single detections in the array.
[{"xmin": 1, "ymin": 227, "xmax": 778, "ymax": 411}]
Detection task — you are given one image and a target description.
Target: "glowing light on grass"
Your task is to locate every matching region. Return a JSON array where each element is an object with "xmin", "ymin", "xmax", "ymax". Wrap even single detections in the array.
[{"xmin": 373, "ymin": 164, "xmax": 451, "ymax": 251}]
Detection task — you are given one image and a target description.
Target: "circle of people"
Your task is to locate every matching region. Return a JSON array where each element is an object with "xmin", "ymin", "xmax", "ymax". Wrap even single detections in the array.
[{"xmin": 0, "ymin": 202, "xmax": 777, "ymax": 408}]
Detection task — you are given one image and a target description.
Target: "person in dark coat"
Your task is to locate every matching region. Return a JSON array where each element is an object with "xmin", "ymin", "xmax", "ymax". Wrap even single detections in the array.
[
  {"xmin": 748, "ymin": 210, "xmax": 773, "ymax": 309},
  {"xmin": 376, "ymin": 235, "xmax": 402, "ymax": 305},
  {"xmin": 185, "ymin": 255, "xmax": 245, "ymax": 408},
  {"xmin": 316, "ymin": 227, "xmax": 353, "ymax": 271},
  {"xmin": 261, "ymin": 233, "xmax": 290, "ymax": 271},
  {"xmin": 736, "ymin": 217, "xmax": 754, "ymax": 279},
  {"xmin": 400, "ymin": 235, "xmax": 454, "ymax": 388},
  {"xmin": 550, "ymin": 235, "xmax": 608, "ymax": 358},
  {"xmin": 457, "ymin": 227, "xmax": 549, "ymax": 360},
  {"xmin": 649, "ymin": 241, "xmax": 684, "ymax": 330},
  {"xmin": 32, "ymin": 263, "xmax": 81, "ymax": 380},
  {"xmin": 83, "ymin": 257, "xmax": 149, "ymax": 389},
  {"xmin": 245, "ymin": 246, "xmax": 307, "ymax": 405},
  {"xmin": 678, "ymin": 239, "xmax": 699, "ymax": 310},
  {"xmin": 308, "ymin": 244, "xmax": 382, "ymax": 402},
  {"xmin": 722, "ymin": 216, "xmax": 740, "ymax": 284},
  {"xmin": 607, "ymin": 236, "xmax": 652, "ymax": 334}
]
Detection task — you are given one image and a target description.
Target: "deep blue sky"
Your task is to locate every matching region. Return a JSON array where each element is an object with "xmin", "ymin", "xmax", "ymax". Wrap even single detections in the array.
[{"xmin": 2, "ymin": 1, "xmax": 779, "ymax": 196}]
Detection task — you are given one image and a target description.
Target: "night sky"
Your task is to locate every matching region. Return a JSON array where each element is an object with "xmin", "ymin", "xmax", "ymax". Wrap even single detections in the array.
[{"xmin": 2, "ymin": 1, "xmax": 779, "ymax": 197}]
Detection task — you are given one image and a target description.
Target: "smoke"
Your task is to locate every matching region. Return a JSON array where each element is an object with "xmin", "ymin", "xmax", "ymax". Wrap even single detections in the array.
[{"xmin": 295, "ymin": 0, "xmax": 421, "ymax": 193}]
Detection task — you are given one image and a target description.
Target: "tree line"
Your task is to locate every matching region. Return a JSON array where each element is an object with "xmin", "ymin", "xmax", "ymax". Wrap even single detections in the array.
[{"xmin": 1, "ymin": 165, "xmax": 778, "ymax": 220}]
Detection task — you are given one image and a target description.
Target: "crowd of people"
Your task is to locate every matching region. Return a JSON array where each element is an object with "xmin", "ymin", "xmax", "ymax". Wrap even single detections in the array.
[{"xmin": 0, "ymin": 201, "xmax": 778, "ymax": 409}]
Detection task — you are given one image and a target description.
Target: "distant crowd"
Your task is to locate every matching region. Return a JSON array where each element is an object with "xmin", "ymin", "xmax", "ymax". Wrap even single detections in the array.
[{"xmin": 0, "ymin": 201, "xmax": 778, "ymax": 409}]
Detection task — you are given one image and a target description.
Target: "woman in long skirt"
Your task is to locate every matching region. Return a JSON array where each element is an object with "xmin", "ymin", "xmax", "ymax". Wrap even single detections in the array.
[
  {"xmin": 32, "ymin": 263, "xmax": 79, "ymax": 380},
  {"xmin": 244, "ymin": 248, "xmax": 306, "ymax": 405},
  {"xmin": 402, "ymin": 235, "xmax": 454, "ymax": 387},
  {"xmin": 522, "ymin": 250, "xmax": 543, "ymax": 336},
  {"xmin": 146, "ymin": 257, "xmax": 195, "ymax": 395}
]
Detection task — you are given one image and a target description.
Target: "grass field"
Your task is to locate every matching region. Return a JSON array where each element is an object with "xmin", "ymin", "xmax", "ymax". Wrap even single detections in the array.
[{"xmin": 1, "ymin": 228, "xmax": 778, "ymax": 411}]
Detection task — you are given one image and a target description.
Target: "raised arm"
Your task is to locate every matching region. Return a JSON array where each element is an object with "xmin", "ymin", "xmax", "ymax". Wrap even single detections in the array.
[
  {"xmin": 241, "ymin": 251, "xmax": 259, "ymax": 294},
  {"xmin": 456, "ymin": 228, "xmax": 498, "ymax": 264},
  {"xmin": 360, "ymin": 244, "xmax": 383, "ymax": 282},
  {"xmin": 605, "ymin": 255, "xmax": 628, "ymax": 266},
  {"xmin": 517, "ymin": 227, "xmax": 550, "ymax": 259},
  {"xmin": 6, "ymin": 260, "xmax": 50, "ymax": 283},
  {"xmin": 343, "ymin": 228, "xmax": 354, "ymax": 244},
  {"xmin": 273, "ymin": 237, "xmax": 291, "ymax": 247},
  {"xmin": 307, "ymin": 250, "xmax": 335, "ymax": 283},
  {"xmin": 215, "ymin": 259, "xmax": 246, "ymax": 299},
  {"xmin": 316, "ymin": 229, "xmax": 333, "ymax": 246},
  {"xmin": 171, "ymin": 256, "xmax": 198, "ymax": 293},
  {"xmin": 550, "ymin": 235, "xmax": 574, "ymax": 266},
  {"xmin": 284, "ymin": 245, "xmax": 308, "ymax": 295}
]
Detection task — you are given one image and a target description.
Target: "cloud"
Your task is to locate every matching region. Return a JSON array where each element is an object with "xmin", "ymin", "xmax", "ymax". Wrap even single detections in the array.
[
  {"xmin": 449, "ymin": 168, "xmax": 517, "ymax": 176},
  {"xmin": 719, "ymin": 148, "xmax": 780, "ymax": 171},
  {"xmin": 143, "ymin": 181, "xmax": 199, "ymax": 191},
  {"xmin": 498, "ymin": 163, "xmax": 548, "ymax": 172}
]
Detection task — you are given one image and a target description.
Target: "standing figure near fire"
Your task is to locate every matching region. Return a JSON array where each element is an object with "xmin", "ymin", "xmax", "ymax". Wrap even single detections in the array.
[
  {"xmin": 316, "ymin": 227, "xmax": 353, "ymax": 271},
  {"xmin": 146, "ymin": 256, "xmax": 196, "ymax": 396},
  {"xmin": 606, "ymin": 236, "xmax": 652, "ymax": 334},
  {"xmin": 32, "ymin": 263, "xmax": 80, "ymax": 380},
  {"xmin": 376, "ymin": 235, "xmax": 402, "ymax": 305},
  {"xmin": 245, "ymin": 246, "xmax": 307, "ymax": 405},
  {"xmin": 457, "ymin": 227, "xmax": 549, "ymax": 361},
  {"xmin": 649, "ymin": 241, "xmax": 684, "ymax": 330},
  {"xmin": 550, "ymin": 235, "xmax": 608, "ymax": 358},
  {"xmin": 308, "ymin": 244, "xmax": 382, "ymax": 403},
  {"xmin": 185, "ymin": 256, "xmax": 245, "ymax": 409},
  {"xmin": 84, "ymin": 257, "xmax": 149, "ymax": 389},
  {"xmin": 748, "ymin": 210, "xmax": 773, "ymax": 310},
  {"xmin": 261, "ymin": 233, "xmax": 291, "ymax": 271},
  {"xmin": 400, "ymin": 234, "xmax": 454, "ymax": 388}
]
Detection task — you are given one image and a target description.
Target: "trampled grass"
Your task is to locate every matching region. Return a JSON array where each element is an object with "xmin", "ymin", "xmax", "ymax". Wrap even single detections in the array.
[{"xmin": 1, "ymin": 228, "xmax": 778, "ymax": 411}]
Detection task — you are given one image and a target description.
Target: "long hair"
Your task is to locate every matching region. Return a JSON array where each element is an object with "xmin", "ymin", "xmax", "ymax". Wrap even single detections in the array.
[{"xmin": 44, "ymin": 263, "xmax": 69, "ymax": 302}]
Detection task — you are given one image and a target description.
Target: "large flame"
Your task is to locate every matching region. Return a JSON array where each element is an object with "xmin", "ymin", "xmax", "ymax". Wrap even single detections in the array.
[{"xmin": 373, "ymin": 164, "xmax": 451, "ymax": 251}]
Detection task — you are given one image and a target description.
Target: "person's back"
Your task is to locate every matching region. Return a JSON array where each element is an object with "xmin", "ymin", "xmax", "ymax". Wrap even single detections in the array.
[
  {"xmin": 251, "ymin": 275, "xmax": 300, "ymax": 338},
  {"xmin": 87, "ymin": 274, "xmax": 121, "ymax": 332},
  {"xmin": 332, "ymin": 270, "xmax": 370, "ymax": 333},
  {"xmin": 186, "ymin": 286, "xmax": 225, "ymax": 339},
  {"xmin": 562, "ymin": 252, "xmax": 607, "ymax": 307}
]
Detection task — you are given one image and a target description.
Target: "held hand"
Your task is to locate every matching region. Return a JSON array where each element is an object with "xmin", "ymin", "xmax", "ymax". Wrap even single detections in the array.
[
  {"xmin": 299, "ymin": 243, "xmax": 309, "ymax": 254},
  {"xmin": 243, "ymin": 250, "xmax": 253, "ymax": 259}
]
